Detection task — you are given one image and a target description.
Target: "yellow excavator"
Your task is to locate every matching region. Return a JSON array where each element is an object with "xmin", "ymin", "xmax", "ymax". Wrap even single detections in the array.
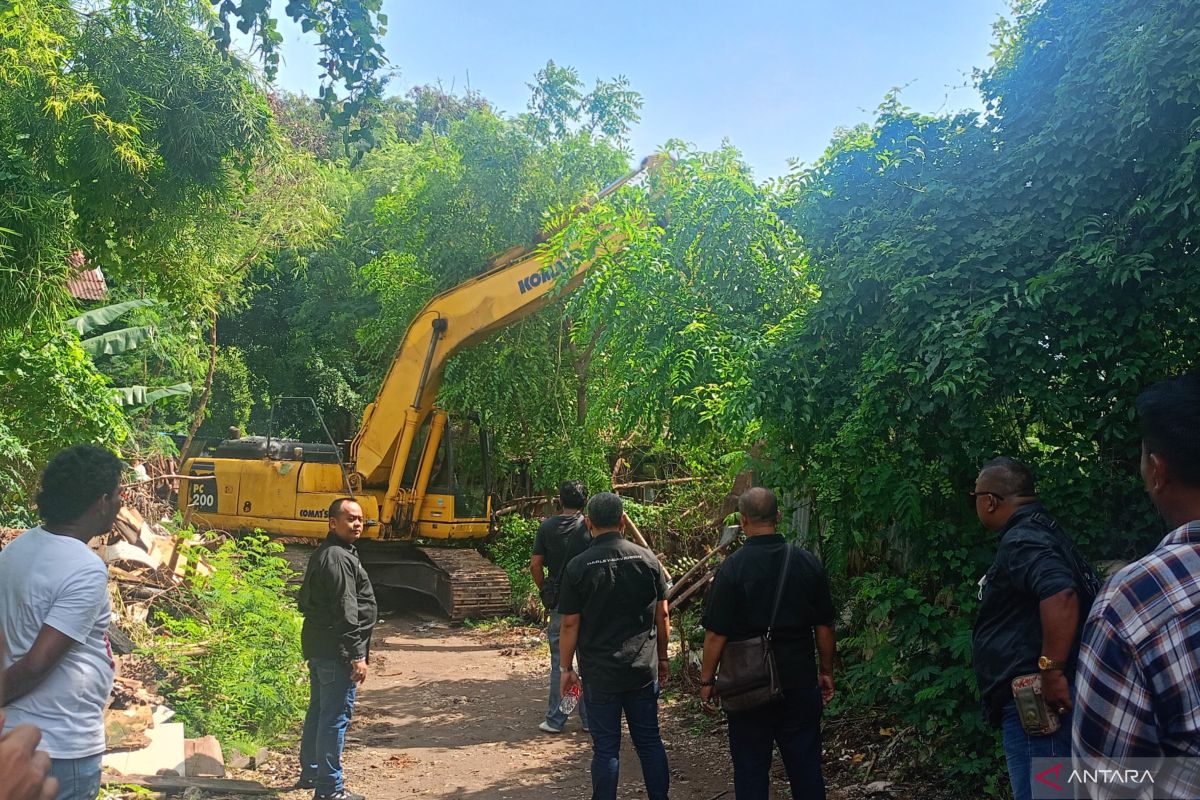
[{"xmin": 180, "ymin": 154, "xmax": 665, "ymax": 620}]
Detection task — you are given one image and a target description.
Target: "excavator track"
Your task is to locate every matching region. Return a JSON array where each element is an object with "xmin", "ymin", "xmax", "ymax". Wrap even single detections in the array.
[
  {"xmin": 419, "ymin": 548, "xmax": 512, "ymax": 622},
  {"xmin": 357, "ymin": 542, "xmax": 511, "ymax": 623}
]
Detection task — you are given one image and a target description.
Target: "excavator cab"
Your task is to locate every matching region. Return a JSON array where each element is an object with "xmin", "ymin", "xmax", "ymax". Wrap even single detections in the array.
[
  {"xmin": 360, "ymin": 410, "xmax": 508, "ymax": 621},
  {"xmin": 427, "ymin": 413, "xmax": 491, "ymax": 520},
  {"xmin": 396, "ymin": 408, "xmax": 494, "ymax": 539}
]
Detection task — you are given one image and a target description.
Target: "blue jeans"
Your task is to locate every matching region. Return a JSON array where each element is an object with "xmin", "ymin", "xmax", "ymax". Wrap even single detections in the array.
[
  {"xmin": 584, "ymin": 680, "xmax": 669, "ymax": 800},
  {"xmin": 1001, "ymin": 699, "xmax": 1073, "ymax": 800},
  {"xmin": 546, "ymin": 610, "xmax": 589, "ymax": 730},
  {"xmin": 49, "ymin": 754, "xmax": 102, "ymax": 800},
  {"xmin": 300, "ymin": 657, "xmax": 359, "ymax": 795},
  {"xmin": 726, "ymin": 686, "xmax": 825, "ymax": 799}
]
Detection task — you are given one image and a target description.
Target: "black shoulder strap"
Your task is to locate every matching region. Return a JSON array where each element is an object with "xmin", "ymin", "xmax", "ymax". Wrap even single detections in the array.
[
  {"xmin": 1027, "ymin": 512, "xmax": 1102, "ymax": 602},
  {"xmin": 766, "ymin": 543, "xmax": 794, "ymax": 641}
]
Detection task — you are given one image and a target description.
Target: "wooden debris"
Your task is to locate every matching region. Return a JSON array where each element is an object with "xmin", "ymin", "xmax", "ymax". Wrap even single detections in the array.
[
  {"xmin": 225, "ymin": 747, "xmax": 251, "ymax": 770},
  {"xmin": 101, "ymin": 540, "xmax": 163, "ymax": 571},
  {"xmin": 492, "ymin": 494, "xmax": 552, "ymax": 517},
  {"xmin": 113, "ymin": 506, "xmax": 157, "ymax": 550},
  {"xmin": 109, "ymin": 675, "xmax": 163, "ymax": 710},
  {"xmin": 711, "ymin": 440, "xmax": 763, "ymax": 529},
  {"xmin": 613, "ymin": 476, "xmax": 704, "ymax": 490},
  {"xmin": 666, "ymin": 526, "xmax": 740, "ymax": 613},
  {"xmin": 98, "ymin": 512, "xmax": 213, "ymax": 776},
  {"xmin": 108, "ymin": 625, "xmax": 135, "ymax": 655},
  {"xmin": 668, "ymin": 567, "xmax": 717, "ymax": 612},
  {"xmin": 101, "ymin": 774, "xmax": 271, "ymax": 795},
  {"xmin": 183, "ymin": 736, "xmax": 225, "ymax": 777},
  {"xmin": 105, "ymin": 705, "xmax": 154, "ymax": 751}
]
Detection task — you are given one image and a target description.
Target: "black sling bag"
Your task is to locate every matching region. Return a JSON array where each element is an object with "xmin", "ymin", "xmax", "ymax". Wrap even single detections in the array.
[{"xmin": 714, "ymin": 544, "xmax": 793, "ymax": 713}]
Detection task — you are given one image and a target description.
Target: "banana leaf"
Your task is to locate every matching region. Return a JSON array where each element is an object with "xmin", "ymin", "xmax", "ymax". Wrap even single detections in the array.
[
  {"xmin": 66, "ymin": 299, "xmax": 156, "ymax": 336},
  {"xmin": 113, "ymin": 383, "xmax": 192, "ymax": 407},
  {"xmin": 81, "ymin": 325, "xmax": 155, "ymax": 357}
]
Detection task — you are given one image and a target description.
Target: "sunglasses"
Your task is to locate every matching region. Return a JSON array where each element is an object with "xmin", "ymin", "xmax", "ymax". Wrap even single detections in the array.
[{"xmin": 968, "ymin": 491, "xmax": 1005, "ymax": 502}]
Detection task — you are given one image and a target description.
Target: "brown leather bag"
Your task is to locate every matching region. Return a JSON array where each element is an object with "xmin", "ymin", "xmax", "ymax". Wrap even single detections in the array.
[{"xmin": 714, "ymin": 545, "xmax": 793, "ymax": 713}]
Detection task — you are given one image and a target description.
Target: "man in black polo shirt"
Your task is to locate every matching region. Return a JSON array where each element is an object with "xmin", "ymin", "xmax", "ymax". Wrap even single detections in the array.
[
  {"xmin": 297, "ymin": 498, "xmax": 378, "ymax": 800},
  {"xmin": 699, "ymin": 487, "xmax": 836, "ymax": 799},
  {"xmin": 529, "ymin": 480, "xmax": 591, "ymax": 733},
  {"xmin": 559, "ymin": 492, "xmax": 670, "ymax": 800},
  {"xmin": 971, "ymin": 457, "xmax": 1096, "ymax": 800}
]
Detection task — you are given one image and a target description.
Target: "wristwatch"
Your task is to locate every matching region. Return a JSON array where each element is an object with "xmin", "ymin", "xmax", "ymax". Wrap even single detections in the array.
[{"xmin": 1038, "ymin": 656, "xmax": 1068, "ymax": 671}]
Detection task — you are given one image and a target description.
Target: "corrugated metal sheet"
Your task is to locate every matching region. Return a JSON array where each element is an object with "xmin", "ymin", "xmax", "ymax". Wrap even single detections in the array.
[{"xmin": 66, "ymin": 251, "xmax": 108, "ymax": 301}]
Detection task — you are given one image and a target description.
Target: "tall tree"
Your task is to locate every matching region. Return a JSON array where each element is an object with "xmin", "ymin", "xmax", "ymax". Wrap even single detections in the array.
[{"xmin": 760, "ymin": 0, "xmax": 1200, "ymax": 786}]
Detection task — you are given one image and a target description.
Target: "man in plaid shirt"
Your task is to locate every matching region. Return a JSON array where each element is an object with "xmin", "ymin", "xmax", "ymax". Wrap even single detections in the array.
[{"xmin": 1074, "ymin": 372, "xmax": 1200, "ymax": 796}]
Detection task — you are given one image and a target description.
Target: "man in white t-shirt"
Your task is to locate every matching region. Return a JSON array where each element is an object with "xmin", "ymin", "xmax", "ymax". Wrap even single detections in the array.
[{"xmin": 0, "ymin": 445, "xmax": 123, "ymax": 800}]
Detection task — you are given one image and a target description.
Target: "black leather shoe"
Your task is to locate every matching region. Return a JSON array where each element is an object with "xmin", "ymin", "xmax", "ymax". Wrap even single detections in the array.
[{"xmin": 314, "ymin": 791, "xmax": 365, "ymax": 800}]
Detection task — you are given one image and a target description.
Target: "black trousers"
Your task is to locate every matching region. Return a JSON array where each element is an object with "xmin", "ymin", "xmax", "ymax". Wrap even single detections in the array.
[{"xmin": 725, "ymin": 686, "xmax": 825, "ymax": 799}]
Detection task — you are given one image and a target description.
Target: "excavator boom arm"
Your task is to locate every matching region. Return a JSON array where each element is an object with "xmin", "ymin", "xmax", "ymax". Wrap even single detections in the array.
[{"xmin": 350, "ymin": 155, "xmax": 665, "ymax": 507}]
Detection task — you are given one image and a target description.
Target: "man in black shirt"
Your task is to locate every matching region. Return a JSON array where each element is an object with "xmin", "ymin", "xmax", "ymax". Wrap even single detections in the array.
[
  {"xmin": 971, "ymin": 457, "xmax": 1095, "ymax": 800},
  {"xmin": 559, "ymin": 492, "xmax": 670, "ymax": 800},
  {"xmin": 699, "ymin": 487, "xmax": 836, "ymax": 799},
  {"xmin": 297, "ymin": 498, "xmax": 378, "ymax": 800},
  {"xmin": 529, "ymin": 480, "xmax": 591, "ymax": 733}
]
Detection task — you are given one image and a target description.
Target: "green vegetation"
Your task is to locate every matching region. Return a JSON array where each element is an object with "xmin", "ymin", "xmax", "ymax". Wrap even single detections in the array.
[
  {"xmin": 485, "ymin": 516, "xmax": 541, "ymax": 616},
  {"xmin": 144, "ymin": 534, "xmax": 306, "ymax": 750},
  {"xmin": 2, "ymin": 0, "xmax": 1197, "ymax": 792},
  {"xmin": 759, "ymin": 0, "xmax": 1200, "ymax": 780}
]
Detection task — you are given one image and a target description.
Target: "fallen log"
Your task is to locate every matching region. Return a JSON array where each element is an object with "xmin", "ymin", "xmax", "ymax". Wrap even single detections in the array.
[
  {"xmin": 101, "ymin": 774, "xmax": 270, "ymax": 795},
  {"xmin": 491, "ymin": 494, "xmax": 553, "ymax": 518},
  {"xmin": 613, "ymin": 476, "xmax": 704, "ymax": 490}
]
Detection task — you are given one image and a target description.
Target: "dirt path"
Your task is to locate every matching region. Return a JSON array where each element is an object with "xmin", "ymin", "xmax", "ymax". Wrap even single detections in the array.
[{"xmin": 270, "ymin": 615, "xmax": 777, "ymax": 798}]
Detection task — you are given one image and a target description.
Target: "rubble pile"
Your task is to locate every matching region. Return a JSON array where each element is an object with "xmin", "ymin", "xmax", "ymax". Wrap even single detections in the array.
[
  {"xmin": 50, "ymin": 504, "xmax": 268, "ymax": 792},
  {"xmin": 0, "ymin": 527, "xmax": 22, "ymax": 548}
]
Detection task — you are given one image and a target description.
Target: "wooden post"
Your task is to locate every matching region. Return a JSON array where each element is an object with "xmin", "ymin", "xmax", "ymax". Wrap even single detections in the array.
[{"xmin": 624, "ymin": 515, "xmax": 672, "ymax": 583}]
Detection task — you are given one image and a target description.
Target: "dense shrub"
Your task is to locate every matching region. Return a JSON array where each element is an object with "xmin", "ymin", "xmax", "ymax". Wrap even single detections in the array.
[
  {"xmin": 755, "ymin": 0, "xmax": 1200, "ymax": 790},
  {"xmin": 485, "ymin": 515, "xmax": 540, "ymax": 618},
  {"xmin": 0, "ymin": 332, "xmax": 129, "ymax": 511},
  {"xmin": 146, "ymin": 534, "xmax": 306, "ymax": 750}
]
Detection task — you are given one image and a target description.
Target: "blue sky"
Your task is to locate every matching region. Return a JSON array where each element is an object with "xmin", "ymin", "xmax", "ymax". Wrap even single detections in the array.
[{"xmin": 265, "ymin": 1, "xmax": 1010, "ymax": 180}]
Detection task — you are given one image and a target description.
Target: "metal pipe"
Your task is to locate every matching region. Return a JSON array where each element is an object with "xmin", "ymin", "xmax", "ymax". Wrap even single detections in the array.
[{"xmin": 414, "ymin": 317, "xmax": 448, "ymax": 408}]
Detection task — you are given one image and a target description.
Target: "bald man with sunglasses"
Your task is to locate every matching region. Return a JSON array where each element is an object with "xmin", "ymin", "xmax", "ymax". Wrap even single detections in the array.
[{"xmin": 970, "ymin": 457, "xmax": 1099, "ymax": 800}]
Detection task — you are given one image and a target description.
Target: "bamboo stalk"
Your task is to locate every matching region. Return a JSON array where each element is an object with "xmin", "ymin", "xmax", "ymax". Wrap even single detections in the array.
[{"xmin": 624, "ymin": 516, "xmax": 672, "ymax": 583}]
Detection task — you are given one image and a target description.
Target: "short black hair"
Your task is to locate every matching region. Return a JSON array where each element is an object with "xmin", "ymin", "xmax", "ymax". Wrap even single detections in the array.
[
  {"xmin": 738, "ymin": 487, "xmax": 778, "ymax": 522},
  {"xmin": 36, "ymin": 445, "xmax": 123, "ymax": 525},
  {"xmin": 978, "ymin": 457, "xmax": 1037, "ymax": 496},
  {"xmin": 586, "ymin": 492, "xmax": 623, "ymax": 529},
  {"xmin": 328, "ymin": 497, "xmax": 361, "ymax": 519},
  {"xmin": 559, "ymin": 480, "xmax": 587, "ymax": 510},
  {"xmin": 1138, "ymin": 372, "xmax": 1200, "ymax": 488}
]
